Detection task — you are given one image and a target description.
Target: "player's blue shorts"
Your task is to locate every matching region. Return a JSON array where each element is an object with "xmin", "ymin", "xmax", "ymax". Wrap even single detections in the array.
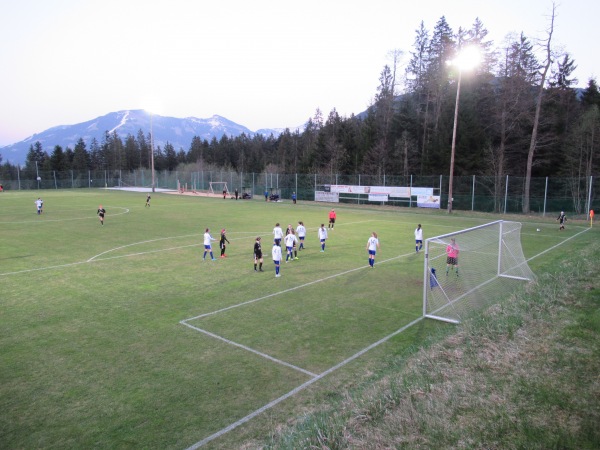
[
  {"xmin": 286, "ymin": 246, "xmax": 293, "ymax": 253},
  {"xmin": 204, "ymin": 245, "xmax": 211, "ymax": 250},
  {"xmin": 368, "ymin": 250, "xmax": 376, "ymax": 256}
]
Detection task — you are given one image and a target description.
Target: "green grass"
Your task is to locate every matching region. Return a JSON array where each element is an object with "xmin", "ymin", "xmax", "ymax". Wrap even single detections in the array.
[{"xmin": 0, "ymin": 189, "xmax": 594, "ymax": 449}]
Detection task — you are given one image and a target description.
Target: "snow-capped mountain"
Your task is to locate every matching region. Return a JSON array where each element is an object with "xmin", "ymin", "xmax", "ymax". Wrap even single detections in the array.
[{"xmin": 0, "ymin": 110, "xmax": 289, "ymax": 165}]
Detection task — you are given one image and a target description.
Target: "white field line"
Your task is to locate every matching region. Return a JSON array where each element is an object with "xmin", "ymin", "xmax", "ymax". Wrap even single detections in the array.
[
  {"xmin": 180, "ymin": 321, "xmax": 317, "ymax": 377},
  {"xmin": 0, "ymin": 234, "xmax": 260, "ymax": 277},
  {"xmin": 0, "ymin": 206, "xmax": 130, "ymax": 224},
  {"xmin": 182, "ymin": 251, "xmax": 415, "ymax": 322},
  {"xmin": 526, "ymin": 227, "xmax": 591, "ymax": 262},
  {"xmin": 184, "ymin": 316, "xmax": 424, "ymax": 450},
  {"xmin": 183, "ymin": 227, "xmax": 592, "ymax": 448}
]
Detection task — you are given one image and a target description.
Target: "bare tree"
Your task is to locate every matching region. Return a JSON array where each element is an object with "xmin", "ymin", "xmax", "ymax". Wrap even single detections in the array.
[{"xmin": 523, "ymin": 3, "xmax": 556, "ymax": 213}]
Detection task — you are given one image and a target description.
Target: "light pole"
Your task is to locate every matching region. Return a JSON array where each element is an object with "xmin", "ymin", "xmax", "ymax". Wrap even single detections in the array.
[
  {"xmin": 150, "ymin": 112, "xmax": 155, "ymax": 193},
  {"xmin": 447, "ymin": 69, "xmax": 462, "ymax": 214},
  {"xmin": 447, "ymin": 46, "xmax": 480, "ymax": 214}
]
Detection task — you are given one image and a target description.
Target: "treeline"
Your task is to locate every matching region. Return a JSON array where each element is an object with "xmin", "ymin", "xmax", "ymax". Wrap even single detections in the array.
[{"xmin": 2, "ymin": 14, "xmax": 599, "ymax": 199}]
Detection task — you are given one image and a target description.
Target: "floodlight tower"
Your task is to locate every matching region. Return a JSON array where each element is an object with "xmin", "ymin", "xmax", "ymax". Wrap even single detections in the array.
[
  {"xmin": 149, "ymin": 111, "xmax": 155, "ymax": 193},
  {"xmin": 447, "ymin": 46, "xmax": 480, "ymax": 214}
]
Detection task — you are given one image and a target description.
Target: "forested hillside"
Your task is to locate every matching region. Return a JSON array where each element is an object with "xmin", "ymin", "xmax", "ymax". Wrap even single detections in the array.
[{"xmin": 1, "ymin": 13, "xmax": 598, "ymax": 209}]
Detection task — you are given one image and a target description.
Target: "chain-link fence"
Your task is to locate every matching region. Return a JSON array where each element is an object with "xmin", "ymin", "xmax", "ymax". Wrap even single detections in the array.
[{"xmin": 1, "ymin": 169, "xmax": 596, "ymax": 217}]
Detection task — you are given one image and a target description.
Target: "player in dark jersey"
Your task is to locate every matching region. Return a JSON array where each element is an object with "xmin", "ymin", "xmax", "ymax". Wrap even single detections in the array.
[
  {"xmin": 219, "ymin": 229, "xmax": 230, "ymax": 257},
  {"xmin": 97, "ymin": 205, "xmax": 106, "ymax": 225},
  {"xmin": 145, "ymin": 194, "xmax": 151, "ymax": 207},
  {"xmin": 253, "ymin": 237, "xmax": 264, "ymax": 271}
]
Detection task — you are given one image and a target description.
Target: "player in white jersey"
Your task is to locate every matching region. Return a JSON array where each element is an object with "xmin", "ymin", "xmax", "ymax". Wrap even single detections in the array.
[
  {"xmin": 273, "ymin": 222, "xmax": 284, "ymax": 246},
  {"xmin": 318, "ymin": 224, "xmax": 328, "ymax": 252},
  {"xmin": 296, "ymin": 221, "xmax": 306, "ymax": 250},
  {"xmin": 272, "ymin": 242, "xmax": 282, "ymax": 277},
  {"xmin": 284, "ymin": 232, "xmax": 297, "ymax": 262},
  {"xmin": 203, "ymin": 228, "xmax": 217, "ymax": 260},
  {"xmin": 366, "ymin": 231, "xmax": 380, "ymax": 268},
  {"xmin": 414, "ymin": 224, "xmax": 423, "ymax": 253}
]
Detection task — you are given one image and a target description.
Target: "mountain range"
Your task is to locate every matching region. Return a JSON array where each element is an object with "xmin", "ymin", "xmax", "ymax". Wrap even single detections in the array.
[{"xmin": 0, "ymin": 110, "xmax": 293, "ymax": 165}]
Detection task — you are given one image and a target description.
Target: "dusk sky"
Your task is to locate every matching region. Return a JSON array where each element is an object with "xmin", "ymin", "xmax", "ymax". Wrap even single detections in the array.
[{"xmin": 0, "ymin": 0, "xmax": 597, "ymax": 147}]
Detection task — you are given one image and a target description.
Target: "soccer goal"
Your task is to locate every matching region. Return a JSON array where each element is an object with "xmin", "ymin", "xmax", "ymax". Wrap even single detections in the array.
[
  {"xmin": 423, "ymin": 220, "xmax": 535, "ymax": 324},
  {"xmin": 208, "ymin": 182, "xmax": 228, "ymax": 195}
]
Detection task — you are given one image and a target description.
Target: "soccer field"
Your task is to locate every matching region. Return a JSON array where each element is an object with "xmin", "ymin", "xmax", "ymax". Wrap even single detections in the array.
[{"xmin": 0, "ymin": 189, "xmax": 592, "ymax": 449}]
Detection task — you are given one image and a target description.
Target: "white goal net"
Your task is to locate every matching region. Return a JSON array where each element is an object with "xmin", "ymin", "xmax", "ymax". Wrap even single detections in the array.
[{"xmin": 423, "ymin": 220, "xmax": 535, "ymax": 324}]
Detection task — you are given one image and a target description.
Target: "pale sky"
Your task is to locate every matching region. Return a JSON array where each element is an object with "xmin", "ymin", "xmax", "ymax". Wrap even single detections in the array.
[{"xmin": 0, "ymin": 0, "xmax": 596, "ymax": 147}]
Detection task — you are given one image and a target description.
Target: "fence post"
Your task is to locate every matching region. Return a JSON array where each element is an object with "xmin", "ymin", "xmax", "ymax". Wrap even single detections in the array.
[
  {"xmin": 18, "ymin": 166, "xmax": 21, "ymax": 190},
  {"xmin": 587, "ymin": 175, "xmax": 593, "ymax": 219},
  {"xmin": 410, "ymin": 175, "xmax": 413, "ymax": 208},
  {"xmin": 54, "ymin": 171, "xmax": 57, "ymax": 189},
  {"xmin": 471, "ymin": 175, "xmax": 475, "ymax": 211},
  {"xmin": 504, "ymin": 175, "xmax": 509, "ymax": 214},
  {"xmin": 71, "ymin": 170, "xmax": 74, "ymax": 188},
  {"xmin": 543, "ymin": 176, "xmax": 548, "ymax": 216}
]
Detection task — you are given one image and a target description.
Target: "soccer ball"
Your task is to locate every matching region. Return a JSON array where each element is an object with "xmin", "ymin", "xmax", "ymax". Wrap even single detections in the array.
[{"xmin": 536, "ymin": 228, "xmax": 541, "ymax": 232}]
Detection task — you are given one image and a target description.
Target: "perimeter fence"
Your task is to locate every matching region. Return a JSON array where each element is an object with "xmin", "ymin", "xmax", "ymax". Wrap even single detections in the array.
[{"xmin": 0, "ymin": 169, "xmax": 596, "ymax": 217}]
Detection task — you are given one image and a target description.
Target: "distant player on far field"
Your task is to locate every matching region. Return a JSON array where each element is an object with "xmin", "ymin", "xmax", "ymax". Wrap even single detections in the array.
[
  {"xmin": 414, "ymin": 224, "xmax": 423, "ymax": 253},
  {"xmin": 145, "ymin": 194, "xmax": 151, "ymax": 207},
  {"xmin": 557, "ymin": 211, "xmax": 567, "ymax": 230},
  {"xmin": 97, "ymin": 205, "xmax": 106, "ymax": 225}
]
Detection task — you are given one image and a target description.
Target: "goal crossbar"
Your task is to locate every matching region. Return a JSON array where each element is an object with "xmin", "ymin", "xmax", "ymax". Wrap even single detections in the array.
[{"xmin": 208, "ymin": 182, "xmax": 229, "ymax": 195}]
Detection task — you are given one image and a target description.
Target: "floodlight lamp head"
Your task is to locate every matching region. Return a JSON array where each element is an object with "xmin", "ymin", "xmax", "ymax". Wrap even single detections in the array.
[{"xmin": 451, "ymin": 46, "xmax": 482, "ymax": 71}]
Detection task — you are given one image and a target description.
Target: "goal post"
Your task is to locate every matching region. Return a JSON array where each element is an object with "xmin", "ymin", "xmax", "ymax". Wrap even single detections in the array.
[
  {"xmin": 208, "ymin": 182, "xmax": 228, "ymax": 195},
  {"xmin": 423, "ymin": 220, "xmax": 535, "ymax": 324}
]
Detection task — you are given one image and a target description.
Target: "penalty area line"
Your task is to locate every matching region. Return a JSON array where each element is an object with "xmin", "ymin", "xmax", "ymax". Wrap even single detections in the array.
[{"xmin": 184, "ymin": 315, "xmax": 424, "ymax": 449}]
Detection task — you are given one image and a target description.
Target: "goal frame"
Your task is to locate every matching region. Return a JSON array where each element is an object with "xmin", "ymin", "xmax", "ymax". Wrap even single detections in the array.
[
  {"xmin": 422, "ymin": 220, "xmax": 534, "ymax": 324},
  {"xmin": 208, "ymin": 182, "xmax": 229, "ymax": 195}
]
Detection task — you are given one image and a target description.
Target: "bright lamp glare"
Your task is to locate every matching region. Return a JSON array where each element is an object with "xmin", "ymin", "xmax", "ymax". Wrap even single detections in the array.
[
  {"xmin": 142, "ymin": 98, "xmax": 163, "ymax": 115},
  {"xmin": 452, "ymin": 46, "xmax": 481, "ymax": 70}
]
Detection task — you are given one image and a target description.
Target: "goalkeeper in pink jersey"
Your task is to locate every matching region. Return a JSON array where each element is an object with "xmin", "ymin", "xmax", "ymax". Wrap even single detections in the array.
[{"xmin": 445, "ymin": 238, "xmax": 459, "ymax": 276}]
